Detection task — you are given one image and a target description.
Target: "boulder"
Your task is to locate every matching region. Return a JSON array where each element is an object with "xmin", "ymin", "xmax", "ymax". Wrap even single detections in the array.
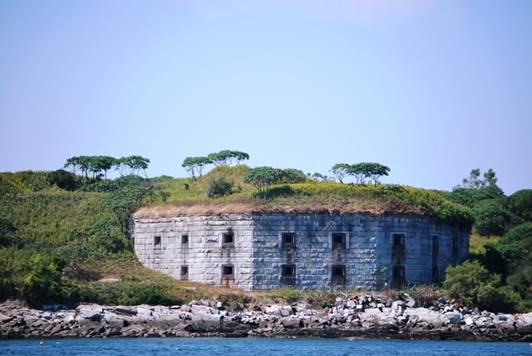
[
  {"xmin": 0, "ymin": 312, "xmax": 14, "ymax": 323},
  {"xmin": 280, "ymin": 316, "xmax": 301, "ymax": 329},
  {"xmin": 443, "ymin": 311, "xmax": 462, "ymax": 325},
  {"xmin": 405, "ymin": 308, "xmax": 443, "ymax": 328},
  {"xmin": 76, "ymin": 304, "xmax": 103, "ymax": 321},
  {"xmin": 401, "ymin": 293, "xmax": 416, "ymax": 308}
]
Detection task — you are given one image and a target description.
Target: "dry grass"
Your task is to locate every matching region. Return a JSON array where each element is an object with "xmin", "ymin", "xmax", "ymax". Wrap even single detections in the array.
[{"xmin": 134, "ymin": 200, "xmax": 426, "ymax": 219}]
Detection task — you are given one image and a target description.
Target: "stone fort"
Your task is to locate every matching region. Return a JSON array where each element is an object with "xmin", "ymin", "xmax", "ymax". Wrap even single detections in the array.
[{"xmin": 131, "ymin": 210, "xmax": 469, "ymax": 290}]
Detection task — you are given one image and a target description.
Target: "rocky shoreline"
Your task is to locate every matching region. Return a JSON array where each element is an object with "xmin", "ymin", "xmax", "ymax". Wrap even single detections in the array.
[{"xmin": 1, "ymin": 295, "xmax": 531, "ymax": 341}]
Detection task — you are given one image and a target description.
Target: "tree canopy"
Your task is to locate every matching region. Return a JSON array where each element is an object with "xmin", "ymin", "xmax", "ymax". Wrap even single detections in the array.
[
  {"xmin": 64, "ymin": 155, "xmax": 149, "ymax": 179},
  {"xmin": 244, "ymin": 166, "xmax": 284, "ymax": 193},
  {"xmin": 181, "ymin": 156, "xmax": 211, "ymax": 181},
  {"xmin": 330, "ymin": 162, "xmax": 390, "ymax": 184}
]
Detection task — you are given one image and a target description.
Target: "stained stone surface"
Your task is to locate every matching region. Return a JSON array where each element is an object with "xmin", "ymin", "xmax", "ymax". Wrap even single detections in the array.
[{"xmin": 131, "ymin": 213, "xmax": 469, "ymax": 290}]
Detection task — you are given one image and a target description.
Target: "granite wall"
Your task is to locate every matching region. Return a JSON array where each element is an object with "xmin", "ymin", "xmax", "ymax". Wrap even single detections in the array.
[{"xmin": 131, "ymin": 213, "xmax": 469, "ymax": 290}]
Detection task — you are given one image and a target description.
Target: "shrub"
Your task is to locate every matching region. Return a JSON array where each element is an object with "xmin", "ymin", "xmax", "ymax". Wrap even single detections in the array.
[
  {"xmin": 18, "ymin": 253, "xmax": 79, "ymax": 306},
  {"xmin": 206, "ymin": 177, "xmax": 233, "ymax": 198},
  {"xmin": 280, "ymin": 169, "xmax": 307, "ymax": 184},
  {"xmin": 507, "ymin": 189, "xmax": 532, "ymax": 222},
  {"xmin": 47, "ymin": 169, "xmax": 78, "ymax": 191},
  {"xmin": 495, "ymin": 223, "xmax": 532, "ymax": 295},
  {"xmin": 443, "ymin": 260, "xmax": 519, "ymax": 312},
  {"xmin": 448, "ymin": 186, "xmax": 504, "ymax": 208},
  {"xmin": 472, "ymin": 199, "xmax": 510, "ymax": 236}
]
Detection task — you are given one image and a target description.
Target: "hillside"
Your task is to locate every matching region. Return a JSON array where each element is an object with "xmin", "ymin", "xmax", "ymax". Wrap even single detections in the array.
[{"xmin": 0, "ymin": 167, "xmax": 529, "ymax": 312}]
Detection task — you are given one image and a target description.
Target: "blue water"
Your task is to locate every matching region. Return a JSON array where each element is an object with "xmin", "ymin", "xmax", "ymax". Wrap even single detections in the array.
[{"xmin": 0, "ymin": 338, "xmax": 530, "ymax": 356}]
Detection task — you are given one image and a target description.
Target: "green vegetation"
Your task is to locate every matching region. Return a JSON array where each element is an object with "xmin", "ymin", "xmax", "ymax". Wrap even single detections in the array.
[
  {"xmin": 444, "ymin": 261, "xmax": 521, "ymax": 313},
  {"xmin": 330, "ymin": 162, "xmax": 390, "ymax": 185},
  {"xmin": 0, "ymin": 159, "xmax": 530, "ymax": 312},
  {"xmin": 442, "ymin": 169, "xmax": 532, "ymax": 312}
]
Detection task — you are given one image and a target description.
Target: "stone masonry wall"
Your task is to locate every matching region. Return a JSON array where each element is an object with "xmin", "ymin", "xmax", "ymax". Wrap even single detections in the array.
[
  {"xmin": 132, "ymin": 215, "xmax": 254, "ymax": 290},
  {"xmin": 131, "ymin": 213, "xmax": 469, "ymax": 291}
]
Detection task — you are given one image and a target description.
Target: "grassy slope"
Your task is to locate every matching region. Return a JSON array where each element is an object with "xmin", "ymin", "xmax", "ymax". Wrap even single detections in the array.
[{"xmin": 0, "ymin": 168, "xmax": 474, "ymax": 306}]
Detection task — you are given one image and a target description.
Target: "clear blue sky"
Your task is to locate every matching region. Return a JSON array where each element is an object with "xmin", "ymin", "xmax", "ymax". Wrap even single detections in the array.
[{"xmin": 1, "ymin": 0, "xmax": 531, "ymax": 193}]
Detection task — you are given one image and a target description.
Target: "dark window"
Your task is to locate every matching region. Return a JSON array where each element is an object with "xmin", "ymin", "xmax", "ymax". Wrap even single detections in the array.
[
  {"xmin": 281, "ymin": 232, "xmax": 296, "ymax": 249},
  {"xmin": 181, "ymin": 234, "xmax": 189, "ymax": 245},
  {"xmin": 180, "ymin": 265, "xmax": 188, "ymax": 280},
  {"xmin": 392, "ymin": 266, "xmax": 405, "ymax": 288},
  {"xmin": 452, "ymin": 235, "xmax": 459, "ymax": 263},
  {"xmin": 331, "ymin": 264, "xmax": 346, "ymax": 285},
  {"xmin": 432, "ymin": 236, "xmax": 439, "ymax": 281},
  {"xmin": 154, "ymin": 236, "xmax": 161, "ymax": 246},
  {"xmin": 392, "ymin": 234, "xmax": 405, "ymax": 265},
  {"xmin": 281, "ymin": 264, "xmax": 295, "ymax": 277},
  {"xmin": 281, "ymin": 264, "xmax": 296, "ymax": 285},
  {"xmin": 332, "ymin": 232, "xmax": 347, "ymax": 249},
  {"xmin": 391, "ymin": 234, "xmax": 406, "ymax": 288},
  {"xmin": 222, "ymin": 232, "xmax": 234, "ymax": 248},
  {"xmin": 222, "ymin": 264, "xmax": 234, "ymax": 276}
]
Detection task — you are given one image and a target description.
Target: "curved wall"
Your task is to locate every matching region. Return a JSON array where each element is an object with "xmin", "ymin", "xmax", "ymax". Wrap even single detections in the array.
[{"xmin": 131, "ymin": 213, "xmax": 469, "ymax": 290}]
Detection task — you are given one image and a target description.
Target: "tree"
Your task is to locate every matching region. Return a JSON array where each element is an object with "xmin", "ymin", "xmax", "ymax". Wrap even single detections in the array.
[
  {"xmin": 330, "ymin": 163, "xmax": 351, "ymax": 183},
  {"xmin": 348, "ymin": 163, "xmax": 368, "ymax": 184},
  {"xmin": 93, "ymin": 156, "xmax": 118, "ymax": 178},
  {"xmin": 310, "ymin": 172, "xmax": 328, "ymax": 181},
  {"xmin": 230, "ymin": 150, "xmax": 250, "ymax": 165},
  {"xmin": 443, "ymin": 260, "xmax": 520, "ymax": 312},
  {"xmin": 460, "ymin": 168, "xmax": 498, "ymax": 189},
  {"xmin": 280, "ymin": 168, "xmax": 307, "ymax": 184},
  {"xmin": 507, "ymin": 189, "xmax": 532, "ymax": 222},
  {"xmin": 349, "ymin": 162, "xmax": 390, "ymax": 185},
  {"xmin": 495, "ymin": 223, "xmax": 532, "ymax": 295},
  {"xmin": 118, "ymin": 156, "xmax": 150, "ymax": 177},
  {"xmin": 363, "ymin": 162, "xmax": 390, "ymax": 185},
  {"xmin": 244, "ymin": 167, "xmax": 284, "ymax": 193},
  {"xmin": 207, "ymin": 150, "xmax": 250, "ymax": 166},
  {"xmin": 472, "ymin": 199, "xmax": 510, "ymax": 236},
  {"xmin": 447, "ymin": 185, "xmax": 504, "ymax": 208},
  {"xmin": 47, "ymin": 169, "xmax": 77, "ymax": 190},
  {"xmin": 182, "ymin": 156, "xmax": 211, "ymax": 181},
  {"xmin": 483, "ymin": 168, "xmax": 498, "ymax": 187},
  {"xmin": 64, "ymin": 156, "xmax": 92, "ymax": 178}
]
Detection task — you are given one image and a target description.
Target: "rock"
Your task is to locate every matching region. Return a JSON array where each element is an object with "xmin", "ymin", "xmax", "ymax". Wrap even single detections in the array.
[
  {"xmin": 188, "ymin": 310, "xmax": 222, "ymax": 332},
  {"xmin": 280, "ymin": 316, "xmax": 301, "ymax": 329},
  {"xmin": 443, "ymin": 311, "xmax": 462, "ymax": 325},
  {"xmin": 111, "ymin": 306, "xmax": 137, "ymax": 316},
  {"xmin": 405, "ymin": 308, "xmax": 443, "ymax": 328},
  {"xmin": 0, "ymin": 312, "xmax": 14, "ymax": 323},
  {"xmin": 401, "ymin": 293, "xmax": 416, "ymax": 308},
  {"xmin": 76, "ymin": 304, "xmax": 103, "ymax": 321},
  {"xmin": 463, "ymin": 315, "xmax": 474, "ymax": 326},
  {"xmin": 391, "ymin": 301, "xmax": 405, "ymax": 316},
  {"xmin": 280, "ymin": 306, "xmax": 293, "ymax": 317},
  {"xmin": 514, "ymin": 313, "xmax": 532, "ymax": 330}
]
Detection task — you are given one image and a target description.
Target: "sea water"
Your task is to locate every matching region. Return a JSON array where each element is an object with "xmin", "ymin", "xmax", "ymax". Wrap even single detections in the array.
[{"xmin": 0, "ymin": 338, "xmax": 530, "ymax": 356}]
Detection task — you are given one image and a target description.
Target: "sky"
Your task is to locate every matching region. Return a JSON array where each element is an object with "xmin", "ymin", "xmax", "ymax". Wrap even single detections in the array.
[{"xmin": 1, "ymin": 0, "xmax": 531, "ymax": 194}]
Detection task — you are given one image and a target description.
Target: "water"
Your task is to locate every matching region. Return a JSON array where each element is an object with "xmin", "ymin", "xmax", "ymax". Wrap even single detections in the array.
[{"xmin": 0, "ymin": 338, "xmax": 530, "ymax": 356}]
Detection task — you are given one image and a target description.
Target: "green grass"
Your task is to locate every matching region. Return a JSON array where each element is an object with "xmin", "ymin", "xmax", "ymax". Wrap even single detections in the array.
[
  {"xmin": 469, "ymin": 232, "xmax": 500, "ymax": 255},
  {"xmin": 0, "ymin": 167, "xmax": 475, "ymax": 306}
]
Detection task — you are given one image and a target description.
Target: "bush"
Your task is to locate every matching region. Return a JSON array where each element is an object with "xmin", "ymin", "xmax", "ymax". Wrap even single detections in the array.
[
  {"xmin": 495, "ymin": 223, "xmax": 532, "ymax": 296},
  {"xmin": 17, "ymin": 253, "xmax": 79, "ymax": 306},
  {"xmin": 47, "ymin": 170, "xmax": 78, "ymax": 191},
  {"xmin": 472, "ymin": 199, "xmax": 510, "ymax": 236},
  {"xmin": 447, "ymin": 186, "xmax": 504, "ymax": 208},
  {"xmin": 443, "ymin": 260, "xmax": 519, "ymax": 312},
  {"xmin": 507, "ymin": 189, "xmax": 532, "ymax": 222},
  {"xmin": 206, "ymin": 177, "xmax": 233, "ymax": 198}
]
